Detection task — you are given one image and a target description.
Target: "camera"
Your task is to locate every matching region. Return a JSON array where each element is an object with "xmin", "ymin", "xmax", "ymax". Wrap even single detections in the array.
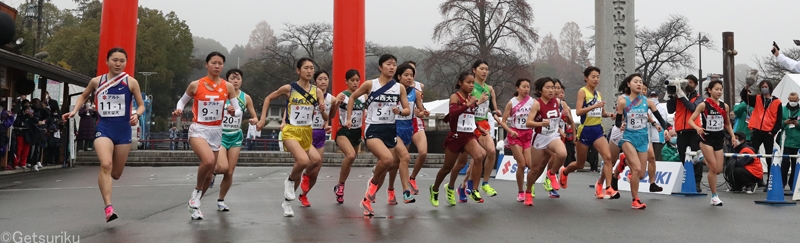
[{"xmin": 664, "ymin": 78, "xmax": 689, "ymax": 95}]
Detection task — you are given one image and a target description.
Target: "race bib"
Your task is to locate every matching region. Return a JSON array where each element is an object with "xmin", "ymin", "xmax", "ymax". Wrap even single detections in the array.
[
  {"xmin": 475, "ymin": 102, "xmax": 489, "ymax": 118},
  {"xmin": 98, "ymin": 94, "xmax": 126, "ymax": 117},
  {"xmin": 706, "ymin": 114, "xmax": 724, "ymax": 131},
  {"xmin": 540, "ymin": 118, "xmax": 560, "ymax": 135},
  {"xmin": 588, "ymin": 107, "xmax": 602, "ymax": 118},
  {"xmin": 457, "ymin": 114, "xmax": 477, "ymax": 133},
  {"xmin": 628, "ymin": 113, "xmax": 648, "ymax": 130},
  {"xmin": 222, "ymin": 114, "xmax": 241, "ymax": 130},
  {"xmin": 198, "ymin": 101, "xmax": 223, "ymax": 122},
  {"xmin": 350, "ymin": 110, "xmax": 364, "ymax": 128},
  {"xmin": 312, "ymin": 109, "xmax": 325, "ymax": 129},
  {"xmin": 289, "ymin": 105, "xmax": 314, "ymax": 126},
  {"xmin": 370, "ymin": 102, "xmax": 396, "ymax": 123},
  {"xmin": 514, "ymin": 113, "xmax": 530, "ymax": 129}
]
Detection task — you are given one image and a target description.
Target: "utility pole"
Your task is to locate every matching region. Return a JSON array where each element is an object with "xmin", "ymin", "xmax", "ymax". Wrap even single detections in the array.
[{"xmin": 138, "ymin": 72, "xmax": 157, "ymax": 95}]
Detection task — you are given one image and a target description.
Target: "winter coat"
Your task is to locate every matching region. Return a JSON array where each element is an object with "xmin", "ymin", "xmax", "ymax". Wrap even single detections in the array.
[{"xmin": 78, "ymin": 106, "xmax": 98, "ymax": 140}]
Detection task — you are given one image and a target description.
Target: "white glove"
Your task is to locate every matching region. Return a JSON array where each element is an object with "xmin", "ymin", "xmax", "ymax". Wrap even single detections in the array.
[
  {"xmin": 675, "ymin": 87, "xmax": 687, "ymax": 99},
  {"xmin": 692, "ymin": 151, "xmax": 704, "ymax": 165},
  {"xmin": 496, "ymin": 139, "xmax": 505, "ymax": 151}
]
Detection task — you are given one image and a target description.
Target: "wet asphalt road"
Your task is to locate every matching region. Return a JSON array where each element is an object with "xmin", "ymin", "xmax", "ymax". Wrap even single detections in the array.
[{"xmin": 0, "ymin": 166, "xmax": 797, "ymax": 243}]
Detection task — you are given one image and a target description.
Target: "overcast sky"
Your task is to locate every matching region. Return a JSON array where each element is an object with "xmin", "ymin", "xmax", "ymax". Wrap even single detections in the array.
[{"xmin": 42, "ymin": 0, "xmax": 800, "ymax": 78}]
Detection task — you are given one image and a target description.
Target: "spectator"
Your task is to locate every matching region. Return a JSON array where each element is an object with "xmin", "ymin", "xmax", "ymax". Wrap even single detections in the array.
[
  {"xmin": 28, "ymin": 98, "xmax": 49, "ymax": 171},
  {"xmin": 12, "ymin": 100, "xmax": 33, "ymax": 171},
  {"xmin": 648, "ymin": 90, "xmax": 667, "ymax": 160},
  {"xmin": 741, "ymin": 80, "xmax": 782, "ymax": 190},
  {"xmin": 732, "ymin": 99, "xmax": 754, "ymax": 143},
  {"xmin": 246, "ymin": 123, "xmax": 259, "ymax": 151},
  {"xmin": 725, "ymin": 132, "xmax": 762, "ymax": 193},
  {"xmin": 1, "ymin": 108, "xmax": 15, "ymax": 170},
  {"xmin": 779, "ymin": 92, "xmax": 800, "ymax": 189},
  {"xmin": 662, "ymin": 128, "xmax": 679, "ymax": 162},
  {"xmin": 43, "ymin": 91, "xmax": 60, "ymax": 117},
  {"xmin": 77, "ymin": 103, "xmax": 97, "ymax": 151},
  {"xmin": 182, "ymin": 124, "xmax": 189, "ymax": 150},
  {"xmin": 169, "ymin": 126, "xmax": 178, "ymax": 150}
]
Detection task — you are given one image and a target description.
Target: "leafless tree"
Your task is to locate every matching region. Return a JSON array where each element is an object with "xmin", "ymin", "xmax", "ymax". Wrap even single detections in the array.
[
  {"xmin": 262, "ymin": 22, "xmax": 333, "ymax": 72},
  {"xmin": 425, "ymin": 0, "xmax": 540, "ymax": 102},
  {"xmin": 537, "ymin": 33, "xmax": 561, "ymax": 62},
  {"xmin": 244, "ymin": 21, "xmax": 277, "ymax": 61},
  {"xmin": 559, "ymin": 22, "xmax": 585, "ymax": 65},
  {"xmin": 635, "ymin": 15, "xmax": 712, "ymax": 88}
]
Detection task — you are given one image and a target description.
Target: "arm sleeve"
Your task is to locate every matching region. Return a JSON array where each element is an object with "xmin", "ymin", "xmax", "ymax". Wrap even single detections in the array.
[
  {"xmin": 777, "ymin": 53, "xmax": 800, "ymax": 74},
  {"xmin": 615, "ymin": 113, "xmax": 623, "ymax": 128},
  {"xmin": 773, "ymin": 103, "xmax": 784, "ymax": 135},
  {"xmin": 449, "ymin": 103, "xmax": 470, "ymax": 117},
  {"xmin": 667, "ymin": 97, "xmax": 676, "ymax": 113},
  {"xmin": 679, "ymin": 95, "xmax": 699, "ymax": 112},
  {"xmin": 229, "ymin": 97, "xmax": 242, "ymax": 117},
  {"xmin": 741, "ymin": 87, "xmax": 756, "ymax": 108},
  {"xmin": 653, "ymin": 110, "xmax": 668, "ymax": 129},
  {"xmin": 176, "ymin": 93, "xmax": 192, "ymax": 110}
]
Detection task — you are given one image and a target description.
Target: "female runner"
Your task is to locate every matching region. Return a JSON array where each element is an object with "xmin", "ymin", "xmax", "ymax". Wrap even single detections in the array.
[{"xmin": 63, "ymin": 47, "xmax": 145, "ymax": 222}]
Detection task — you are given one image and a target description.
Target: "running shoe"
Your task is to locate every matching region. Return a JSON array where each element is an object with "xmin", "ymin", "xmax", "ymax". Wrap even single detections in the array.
[
  {"xmin": 547, "ymin": 170, "xmax": 560, "ymax": 190},
  {"xmin": 457, "ymin": 185, "xmax": 468, "ymax": 203},
  {"xmin": 445, "ymin": 184, "xmax": 456, "ymax": 206},
  {"xmin": 360, "ymin": 198, "xmax": 374, "ymax": 216},
  {"xmin": 631, "ymin": 197, "xmax": 646, "ymax": 209},
  {"xmin": 468, "ymin": 189, "xmax": 484, "ymax": 203},
  {"xmin": 524, "ymin": 192, "xmax": 533, "ymax": 206},
  {"xmin": 387, "ymin": 189, "xmax": 398, "ymax": 205},
  {"xmin": 605, "ymin": 186, "xmax": 620, "ymax": 199},
  {"xmin": 543, "ymin": 177, "xmax": 554, "ymax": 192},
  {"xmin": 429, "ymin": 185, "xmax": 440, "ymax": 207},
  {"xmin": 333, "ymin": 183, "xmax": 345, "ymax": 204},
  {"xmin": 217, "ymin": 201, "xmax": 230, "ymax": 211},
  {"xmin": 189, "ymin": 206, "xmax": 204, "ymax": 220},
  {"xmin": 595, "ymin": 182, "xmax": 604, "ymax": 199},
  {"xmin": 559, "ymin": 167, "xmax": 569, "ymax": 189},
  {"xmin": 284, "ymin": 178, "xmax": 296, "ymax": 201},
  {"xmin": 649, "ymin": 183, "xmax": 663, "ymax": 192},
  {"xmin": 549, "ymin": 190, "xmax": 560, "ymax": 198},
  {"xmin": 301, "ymin": 174, "xmax": 310, "ymax": 194},
  {"xmin": 365, "ymin": 178, "xmax": 378, "ymax": 203},
  {"xmin": 105, "ymin": 205, "xmax": 118, "ymax": 222},
  {"xmin": 188, "ymin": 189, "xmax": 201, "ymax": 209},
  {"xmin": 282, "ymin": 201, "xmax": 294, "ymax": 217},
  {"xmin": 409, "ymin": 178, "xmax": 420, "ymax": 195},
  {"xmin": 710, "ymin": 195, "xmax": 723, "ymax": 206},
  {"xmin": 746, "ymin": 185, "xmax": 755, "ymax": 194},
  {"xmin": 403, "ymin": 190, "xmax": 416, "ymax": 203},
  {"xmin": 299, "ymin": 194, "xmax": 311, "ymax": 207},
  {"xmin": 210, "ymin": 174, "xmax": 216, "ymax": 188},
  {"xmin": 481, "ymin": 183, "xmax": 498, "ymax": 197},
  {"xmin": 517, "ymin": 192, "xmax": 525, "ymax": 202}
]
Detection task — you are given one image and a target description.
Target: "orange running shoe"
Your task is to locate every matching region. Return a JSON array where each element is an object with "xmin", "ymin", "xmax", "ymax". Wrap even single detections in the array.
[
  {"xmin": 301, "ymin": 174, "xmax": 310, "ymax": 194},
  {"xmin": 365, "ymin": 178, "xmax": 378, "ymax": 203},
  {"xmin": 409, "ymin": 178, "xmax": 420, "ymax": 195},
  {"xmin": 559, "ymin": 167, "xmax": 569, "ymax": 189},
  {"xmin": 547, "ymin": 170, "xmax": 560, "ymax": 191},
  {"xmin": 595, "ymin": 183, "xmax": 604, "ymax": 199},
  {"xmin": 298, "ymin": 194, "xmax": 311, "ymax": 207},
  {"xmin": 524, "ymin": 192, "xmax": 534, "ymax": 206},
  {"xmin": 387, "ymin": 189, "xmax": 398, "ymax": 205},
  {"xmin": 605, "ymin": 186, "xmax": 621, "ymax": 199},
  {"xmin": 360, "ymin": 198, "xmax": 374, "ymax": 216},
  {"xmin": 631, "ymin": 197, "xmax": 646, "ymax": 209}
]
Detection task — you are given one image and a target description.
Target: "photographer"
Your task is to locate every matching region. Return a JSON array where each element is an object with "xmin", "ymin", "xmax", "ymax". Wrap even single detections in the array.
[
  {"xmin": 725, "ymin": 132, "xmax": 762, "ymax": 193},
  {"xmin": 741, "ymin": 81, "xmax": 782, "ymax": 190},
  {"xmin": 667, "ymin": 74, "xmax": 704, "ymax": 192}
]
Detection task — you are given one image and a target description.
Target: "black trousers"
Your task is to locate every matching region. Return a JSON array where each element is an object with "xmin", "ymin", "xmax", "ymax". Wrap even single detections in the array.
[
  {"xmin": 676, "ymin": 130, "xmax": 703, "ymax": 188},
  {"xmin": 750, "ymin": 130, "xmax": 775, "ymax": 184},
  {"xmin": 730, "ymin": 167, "xmax": 761, "ymax": 190},
  {"xmin": 783, "ymin": 147, "xmax": 799, "ymax": 189}
]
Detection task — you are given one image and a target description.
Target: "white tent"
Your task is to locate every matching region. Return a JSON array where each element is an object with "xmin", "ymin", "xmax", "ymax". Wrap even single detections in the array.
[{"xmin": 773, "ymin": 74, "xmax": 800, "ymax": 100}]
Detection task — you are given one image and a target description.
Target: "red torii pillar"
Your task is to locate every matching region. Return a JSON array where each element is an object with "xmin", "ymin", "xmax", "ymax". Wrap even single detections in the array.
[
  {"xmin": 97, "ymin": 0, "xmax": 138, "ymax": 76},
  {"xmin": 331, "ymin": 0, "xmax": 365, "ymax": 137}
]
